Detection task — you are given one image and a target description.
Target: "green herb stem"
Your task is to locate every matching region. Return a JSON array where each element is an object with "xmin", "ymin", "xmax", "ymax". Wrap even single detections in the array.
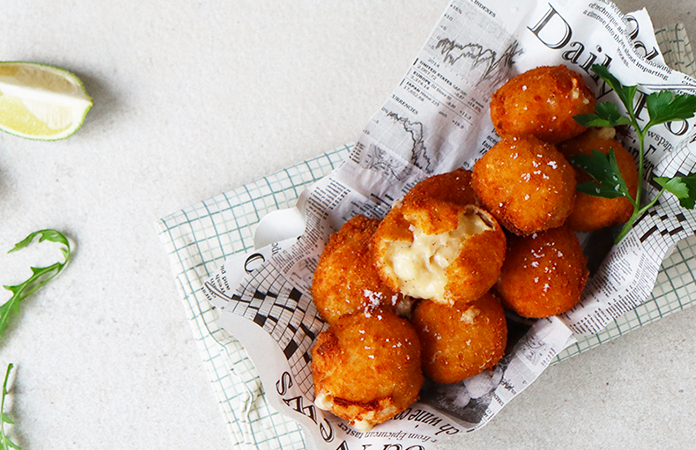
[
  {"xmin": 0, "ymin": 363, "xmax": 18, "ymax": 450},
  {"xmin": 614, "ymin": 116, "xmax": 662, "ymax": 244},
  {"xmin": 634, "ymin": 127, "xmax": 646, "ymax": 210},
  {"xmin": 614, "ymin": 121, "xmax": 646, "ymax": 244},
  {"xmin": 615, "ymin": 186, "xmax": 666, "ymax": 243}
]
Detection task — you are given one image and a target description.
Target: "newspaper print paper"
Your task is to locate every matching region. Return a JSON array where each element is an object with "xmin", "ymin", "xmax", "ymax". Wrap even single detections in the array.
[{"xmin": 194, "ymin": 1, "xmax": 696, "ymax": 448}]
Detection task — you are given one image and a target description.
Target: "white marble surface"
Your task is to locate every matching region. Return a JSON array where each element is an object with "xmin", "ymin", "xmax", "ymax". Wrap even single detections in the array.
[{"xmin": 0, "ymin": 1, "xmax": 695, "ymax": 449}]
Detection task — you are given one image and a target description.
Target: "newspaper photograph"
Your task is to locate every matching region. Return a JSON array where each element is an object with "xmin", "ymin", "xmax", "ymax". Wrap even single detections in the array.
[{"xmin": 199, "ymin": 0, "xmax": 696, "ymax": 448}]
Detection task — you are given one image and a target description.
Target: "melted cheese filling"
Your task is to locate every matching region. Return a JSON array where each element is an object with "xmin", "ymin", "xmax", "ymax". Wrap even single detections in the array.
[
  {"xmin": 314, "ymin": 392, "xmax": 333, "ymax": 411},
  {"xmin": 352, "ymin": 419, "xmax": 375, "ymax": 432},
  {"xmin": 313, "ymin": 392, "xmax": 382, "ymax": 432},
  {"xmin": 385, "ymin": 209, "xmax": 492, "ymax": 301},
  {"xmin": 596, "ymin": 126, "xmax": 616, "ymax": 140}
]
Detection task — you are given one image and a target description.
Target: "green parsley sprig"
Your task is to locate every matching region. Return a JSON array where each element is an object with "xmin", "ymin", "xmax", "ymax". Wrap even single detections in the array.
[
  {"xmin": 0, "ymin": 230, "xmax": 71, "ymax": 342},
  {"xmin": 572, "ymin": 64, "xmax": 696, "ymax": 243},
  {"xmin": 0, "ymin": 363, "xmax": 18, "ymax": 450}
]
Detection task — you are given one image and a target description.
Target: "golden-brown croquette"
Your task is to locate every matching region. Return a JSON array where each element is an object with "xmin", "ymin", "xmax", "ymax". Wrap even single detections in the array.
[
  {"xmin": 496, "ymin": 225, "xmax": 588, "ymax": 318},
  {"xmin": 490, "ymin": 65, "xmax": 596, "ymax": 143},
  {"xmin": 311, "ymin": 310, "xmax": 423, "ymax": 431},
  {"xmin": 472, "ymin": 135, "xmax": 576, "ymax": 236},
  {"xmin": 412, "ymin": 293, "xmax": 507, "ymax": 384},
  {"xmin": 371, "ymin": 198, "xmax": 506, "ymax": 305},
  {"xmin": 312, "ymin": 215, "xmax": 409, "ymax": 324},
  {"xmin": 557, "ymin": 127, "xmax": 639, "ymax": 232}
]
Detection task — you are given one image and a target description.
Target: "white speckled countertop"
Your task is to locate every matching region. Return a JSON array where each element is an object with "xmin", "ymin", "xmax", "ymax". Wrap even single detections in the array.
[{"xmin": 0, "ymin": 1, "xmax": 694, "ymax": 449}]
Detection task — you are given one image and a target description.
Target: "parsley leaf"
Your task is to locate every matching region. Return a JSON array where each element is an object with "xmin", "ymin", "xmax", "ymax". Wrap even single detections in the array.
[
  {"xmin": 592, "ymin": 64, "xmax": 638, "ymax": 113},
  {"xmin": 0, "ymin": 230, "xmax": 71, "ymax": 342},
  {"xmin": 646, "ymin": 91, "xmax": 696, "ymax": 125},
  {"xmin": 568, "ymin": 149, "xmax": 632, "ymax": 200},
  {"xmin": 575, "ymin": 102, "xmax": 632, "ymax": 127},
  {"xmin": 655, "ymin": 174, "xmax": 696, "ymax": 209},
  {"xmin": 0, "ymin": 363, "xmax": 19, "ymax": 450}
]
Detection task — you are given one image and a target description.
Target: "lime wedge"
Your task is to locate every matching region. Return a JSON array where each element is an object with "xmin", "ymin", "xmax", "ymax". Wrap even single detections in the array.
[{"xmin": 0, "ymin": 62, "xmax": 93, "ymax": 140}]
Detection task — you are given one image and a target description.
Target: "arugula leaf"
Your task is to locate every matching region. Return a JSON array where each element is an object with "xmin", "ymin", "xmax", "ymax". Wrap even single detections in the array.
[
  {"xmin": 0, "ymin": 230, "xmax": 71, "ymax": 342},
  {"xmin": 646, "ymin": 91, "xmax": 696, "ymax": 126},
  {"xmin": 575, "ymin": 102, "xmax": 632, "ymax": 127},
  {"xmin": 568, "ymin": 149, "xmax": 632, "ymax": 200},
  {"xmin": 0, "ymin": 363, "xmax": 19, "ymax": 450},
  {"xmin": 592, "ymin": 64, "xmax": 638, "ymax": 113},
  {"xmin": 655, "ymin": 174, "xmax": 696, "ymax": 209}
]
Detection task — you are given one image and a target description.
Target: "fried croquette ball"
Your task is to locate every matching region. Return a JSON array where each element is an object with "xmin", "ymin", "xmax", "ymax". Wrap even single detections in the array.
[
  {"xmin": 412, "ymin": 293, "xmax": 507, "ymax": 384},
  {"xmin": 557, "ymin": 127, "xmax": 639, "ymax": 232},
  {"xmin": 490, "ymin": 65, "xmax": 596, "ymax": 143},
  {"xmin": 371, "ymin": 198, "xmax": 506, "ymax": 305},
  {"xmin": 402, "ymin": 168, "xmax": 476, "ymax": 207},
  {"xmin": 311, "ymin": 310, "xmax": 423, "ymax": 431},
  {"xmin": 496, "ymin": 225, "xmax": 589, "ymax": 318},
  {"xmin": 472, "ymin": 135, "xmax": 576, "ymax": 235},
  {"xmin": 312, "ymin": 215, "xmax": 409, "ymax": 324}
]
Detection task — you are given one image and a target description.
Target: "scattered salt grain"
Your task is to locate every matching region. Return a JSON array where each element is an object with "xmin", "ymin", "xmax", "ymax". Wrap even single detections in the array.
[{"xmin": 460, "ymin": 306, "xmax": 481, "ymax": 324}]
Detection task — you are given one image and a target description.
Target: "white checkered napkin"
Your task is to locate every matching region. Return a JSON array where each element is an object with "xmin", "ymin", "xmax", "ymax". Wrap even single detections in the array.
[
  {"xmin": 655, "ymin": 23, "xmax": 695, "ymax": 79},
  {"xmin": 157, "ymin": 24, "xmax": 696, "ymax": 450},
  {"xmin": 157, "ymin": 146, "xmax": 349, "ymax": 449}
]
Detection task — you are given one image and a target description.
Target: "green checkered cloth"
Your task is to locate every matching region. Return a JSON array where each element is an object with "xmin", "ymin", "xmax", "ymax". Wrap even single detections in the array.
[{"xmin": 156, "ymin": 24, "xmax": 696, "ymax": 450}]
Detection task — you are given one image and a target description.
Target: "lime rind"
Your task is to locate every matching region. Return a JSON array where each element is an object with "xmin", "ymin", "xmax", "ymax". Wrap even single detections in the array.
[{"xmin": 0, "ymin": 61, "xmax": 93, "ymax": 141}]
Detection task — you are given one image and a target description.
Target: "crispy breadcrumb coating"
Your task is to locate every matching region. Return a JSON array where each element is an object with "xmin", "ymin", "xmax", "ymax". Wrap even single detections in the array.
[
  {"xmin": 311, "ymin": 311, "xmax": 423, "ymax": 431},
  {"xmin": 557, "ymin": 127, "xmax": 639, "ymax": 232},
  {"xmin": 496, "ymin": 225, "xmax": 589, "ymax": 318},
  {"xmin": 490, "ymin": 65, "xmax": 596, "ymax": 143},
  {"xmin": 472, "ymin": 135, "xmax": 576, "ymax": 236},
  {"xmin": 402, "ymin": 168, "xmax": 476, "ymax": 207},
  {"xmin": 412, "ymin": 293, "xmax": 507, "ymax": 384},
  {"xmin": 312, "ymin": 215, "xmax": 409, "ymax": 324}
]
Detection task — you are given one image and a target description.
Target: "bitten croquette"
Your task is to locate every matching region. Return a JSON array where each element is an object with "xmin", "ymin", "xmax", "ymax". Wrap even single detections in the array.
[{"xmin": 371, "ymin": 198, "xmax": 506, "ymax": 306}]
